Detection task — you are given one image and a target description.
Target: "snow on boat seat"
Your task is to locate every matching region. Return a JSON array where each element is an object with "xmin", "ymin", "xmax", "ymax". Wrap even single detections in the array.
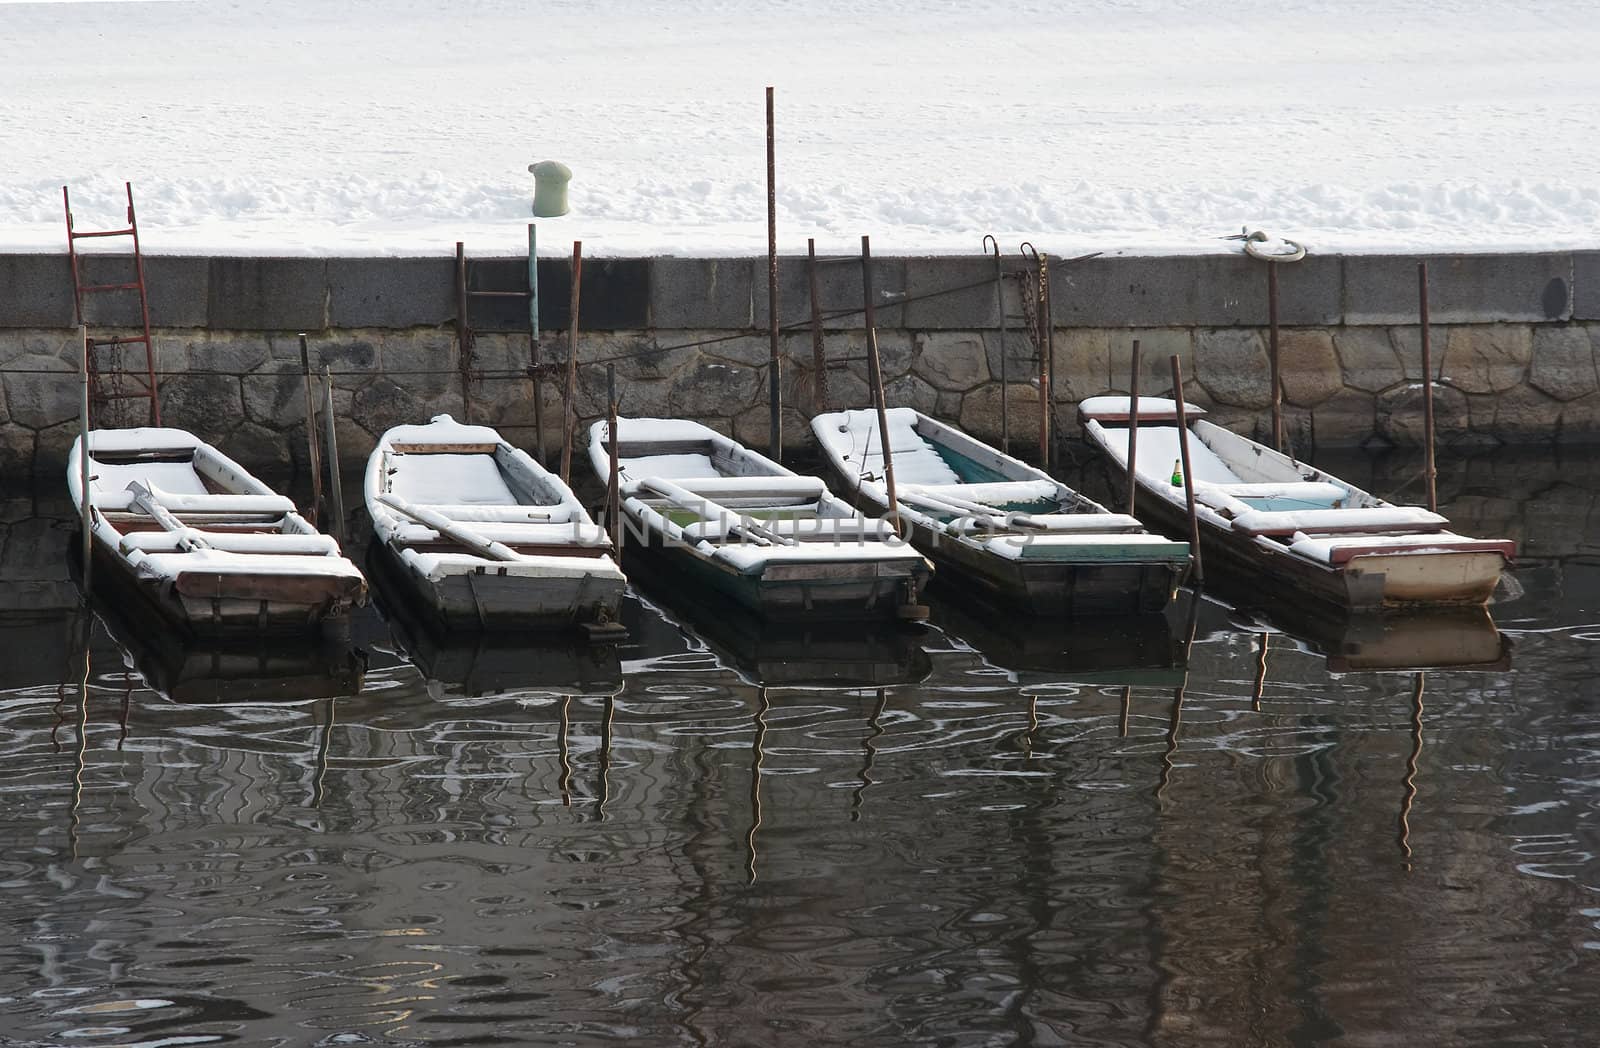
[
  {"xmin": 653, "ymin": 475, "xmax": 827, "ymax": 500},
  {"xmin": 679, "ymin": 516, "xmax": 896, "ymax": 543},
  {"xmin": 900, "ymin": 479, "xmax": 1059, "ymax": 505},
  {"xmin": 1230, "ymin": 505, "xmax": 1448, "ymax": 537},
  {"xmin": 118, "ymin": 530, "xmax": 342, "ymax": 556},
  {"xmin": 389, "ymin": 521, "xmax": 610, "ymax": 547},
  {"xmin": 1287, "ymin": 532, "xmax": 1517, "ymax": 566},
  {"xmin": 139, "ymin": 549, "xmax": 365, "ymax": 582},
  {"xmin": 619, "ymin": 453, "xmax": 722, "ymax": 481},
  {"xmin": 1079, "ymin": 395, "xmax": 1205, "ymax": 424},
  {"xmin": 390, "ymin": 452, "xmax": 514, "ymax": 506},
  {"xmin": 825, "ymin": 408, "xmax": 961, "ymax": 486}
]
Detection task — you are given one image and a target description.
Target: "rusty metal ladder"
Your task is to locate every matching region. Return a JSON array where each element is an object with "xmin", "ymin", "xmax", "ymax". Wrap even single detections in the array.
[{"xmin": 64, "ymin": 182, "xmax": 160, "ymax": 427}]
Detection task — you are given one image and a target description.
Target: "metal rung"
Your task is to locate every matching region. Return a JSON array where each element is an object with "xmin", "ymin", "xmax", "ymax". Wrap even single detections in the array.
[
  {"xmin": 69, "ymin": 227, "xmax": 136, "ymax": 240},
  {"xmin": 467, "ymin": 290, "xmax": 529, "ymax": 299},
  {"xmin": 94, "ymin": 335, "xmax": 150, "ymax": 345},
  {"xmin": 81, "ymin": 282, "xmax": 142, "ymax": 293}
]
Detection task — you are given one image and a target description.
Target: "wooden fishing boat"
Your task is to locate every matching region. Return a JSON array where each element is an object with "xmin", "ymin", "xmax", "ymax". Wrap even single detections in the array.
[
  {"xmin": 365, "ymin": 415, "xmax": 626, "ymax": 637},
  {"xmin": 586, "ymin": 418, "xmax": 931, "ymax": 621},
  {"xmin": 67, "ymin": 428, "xmax": 366, "ymax": 636},
  {"xmin": 1078, "ymin": 396, "xmax": 1516, "ymax": 609},
  {"xmin": 811, "ymin": 408, "xmax": 1190, "ymax": 615}
]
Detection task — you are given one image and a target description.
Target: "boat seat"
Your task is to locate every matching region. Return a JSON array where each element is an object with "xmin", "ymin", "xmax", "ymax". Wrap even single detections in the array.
[
  {"xmin": 658, "ymin": 476, "xmax": 826, "ymax": 500},
  {"xmin": 901, "ymin": 479, "xmax": 1058, "ymax": 506},
  {"xmin": 391, "ymin": 521, "xmax": 609, "ymax": 547},
  {"xmin": 1230, "ymin": 505, "xmax": 1448, "ymax": 537},
  {"xmin": 119, "ymin": 530, "xmax": 341, "ymax": 556},
  {"xmin": 1287, "ymin": 532, "xmax": 1517, "ymax": 565},
  {"xmin": 1198, "ymin": 480, "xmax": 1348, "ymax": 510},
  {"xmin": 96, "ymin": 486, "xmax": 294, "ymax": 515},
  {"xmin": 620, "ymin": 453, "xmax": 721, "ymax": 480},
  {"xmin": 406, "ymin": 502, "xmax": 578, "ymax": 524}
]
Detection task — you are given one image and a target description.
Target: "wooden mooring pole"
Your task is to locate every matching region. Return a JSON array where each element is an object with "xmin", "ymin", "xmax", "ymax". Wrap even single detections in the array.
[
  {"xmin": 78, "ymin": 325, "xmax": 92, "ymax": 584},
  {"xmin": 298, "ymin": 333, "xmax": 323, "ymax": 527},
  {"xmin": 808, "ymin": 238, "xmax": 827, "ymax": 413},
  {"xmin": 560, "ymin": 241, "xmax": 583, "ymax": 485},
  {"xmin": 321, "ymin": 367, "xmax": 346, "ymax": 548},
  {"xmin": 1418, "ymin": 262, "xmax": 1438, "ymax": 513},
  {"xmin": 1169, "ymin": 355, "xmax": 1203, "ymax": 584},
  {"xmin": 861, "ymin": 235, "xmax": 900, "ymax": 536},
  {"xmin": 1269, "ymin": 262, "xmax": 1283, "ymax": 451},
  {"xmin": 1126, "ymin": 339, "xmax": 1141, "ymax": 517},
  {"xmin": 765, "ymin": 86, "xmax": 782, "ymax": 461},
  {"xmin": 528, "ymin": 223, "xmax": 547, "ymax": 465}
]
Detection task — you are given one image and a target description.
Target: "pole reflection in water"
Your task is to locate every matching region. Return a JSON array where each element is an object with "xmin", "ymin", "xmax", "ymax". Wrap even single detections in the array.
[
  {"xmin": 310, "ymin": 699, "xmax": 334, "ymax": 808},
  {"xmin": 851, "ymin": 688, "xmax": 889, "ymax": 822},
  {"xmin": 597, "ymin": 695, "xmax": 615, "ymax": 820},
  {"xmin": 1253, "ymin": 630, "xmax": 1271, "ymax": 713},
  {"xmin": 559, "ymin": 695, "xmax": 573, "ymax": 806},
  {"xmin": 1399, "ymin": 671, "xmax": 1426, "ymax": 869},
  {"xmin": 746, "ymin": 686, "xmax": 769, "ymax": 884},
  {"xmin": 1158, "ymin": 590, "xmax": 1204, "ymax": 802}
]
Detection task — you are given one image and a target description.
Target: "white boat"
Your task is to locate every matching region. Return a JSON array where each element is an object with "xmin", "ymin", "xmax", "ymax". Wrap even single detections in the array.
[
  {"xmin": 1078, "ymin": 395, "xmax": 1516, "ymax": 609},
  {"xmin": 811, "ymin": 408, "xmax": 1190, "ymax": 615},
  {"xmin": 67, "ymin": 428, "xmax": 366, "ymax": 636},
  {"xmin": 586, "ymin": 417, "xmax": 931, "ymax": 621},
  {"xmin": 365, "ymin": 415, "xmax": 627, "ymax": 636}
]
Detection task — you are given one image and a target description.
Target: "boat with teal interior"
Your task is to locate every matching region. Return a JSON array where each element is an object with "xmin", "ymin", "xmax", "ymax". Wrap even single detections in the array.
[
  {"xmin": 587, "ymin": 417, "xmax": 931, "ymax": 621},
  {"xmin": 810, "ymin": 408, "xmax": 1190, "ymax": 615}
]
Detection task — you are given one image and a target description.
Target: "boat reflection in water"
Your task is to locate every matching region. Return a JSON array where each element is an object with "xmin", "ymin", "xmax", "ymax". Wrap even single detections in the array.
[
  {"xmin": 73, "ymin": 565, "xmax": 364, "ymax": 705},
  {"xmin": 364, "ymin": 547, "xmax": 622, "ymax": 699},
  {"xmin": 625, "ymin": 557, "xmax": 933, "ymax": 691},
  {"xmin": 930, "ymin": 594, "xmax": 1188, "ymax": 688},
  {"xmin": 1225, "ymin": 599, "xmax": 1511, "ymax": 673}
]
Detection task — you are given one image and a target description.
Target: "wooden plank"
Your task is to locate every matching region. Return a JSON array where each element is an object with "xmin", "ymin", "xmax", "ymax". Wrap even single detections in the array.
[{"xmin": 389, "ymin": 442, "xmax": 500, "ymax": 454}]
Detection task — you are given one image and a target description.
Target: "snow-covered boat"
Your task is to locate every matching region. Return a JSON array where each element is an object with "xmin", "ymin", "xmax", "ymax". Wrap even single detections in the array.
[
  {"xmin": 67, "ymin": 428, "xmax": 366, "ymax": 636},
  {"xmin": 810, "ymin": 408, "xmax": 1190, "ymax": 615},
  {"xmin": 365, "ymin": 415, "xmax": 626, "ymax": 637},
  {"xmin": 586, "ymin": 418, "xmax": 931, "ymax": 621},
  {"xmin": 1078, "ymin": 396, "xmax": 1516, "ymax": 609}
]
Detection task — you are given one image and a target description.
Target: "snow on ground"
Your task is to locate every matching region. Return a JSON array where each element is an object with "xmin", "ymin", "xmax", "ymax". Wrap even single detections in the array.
[{"xmin": 2, "ymin": 0, "xmax": 1597, "ymax": 257}]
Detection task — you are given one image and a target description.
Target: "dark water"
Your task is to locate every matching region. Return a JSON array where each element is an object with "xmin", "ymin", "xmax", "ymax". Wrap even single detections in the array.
[{"xmin": 1, "ymin": 448, "xmax": 1597, "ymax": 1046}]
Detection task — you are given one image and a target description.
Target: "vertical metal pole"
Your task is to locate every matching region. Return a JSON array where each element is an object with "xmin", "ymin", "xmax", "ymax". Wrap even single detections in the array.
[
  {"xmin": 529, "ymin": 223, "xmax": 547, "ymax": 464},
  {"xmin": 607, "ymin": 364, "xmax": 622, "ymax": 560},
  {"xmin": 1418, "ymin": 262, "xmax": 1438, "ymax": 513},
  {"xmin": 861, "ymin": 235, "xmax": 900, "ymax": 535},
  {"xmin": 1169, "ymin": 355, "xmax": 1203, "ymax": 584},
  {"xmin": 1126, "ymin": 339, "xmax": 1141, "ymax": 516},
  {"xmin": 1269, "ymin": 262, "xmax": 1282, "ymax": 451},
  {"xmin": 455, "ymin": 241, "xmax": 471, "ymax": 423},
  {"xmin": 78, "ymin": 326, "xmax": 92, "ymax": 584},
  {"xmin": 1040, "ymin": 253, "xmax": 1054, "ymax": 471},
  {"xmin": 984, "ymin": 235, "xmax": 1008, "ymax": 453},
  {"xmin": 321, "ymin": 367, "xmax": 346, "ymax": 548},
  {"xmin": 1034, "ymin": 253, "xmax": 1050, "ymax": 467},
  {"xmin": 560, "ymin": 241, "xmax": 583, "ymax": 485},
  {"xmin": 807, "ymin": 238, "xmax": 827, "ymax": 413},
  {"xmin": 298, "ymin": 333, "xmax": 323, "ymax": 527},
  {"xmin": 766, "ymin": 86, "xmax": 782, "ymax": 460},
  {"xmin": 125, "ymin": 184, "xmax": 160, "ymax": 426}
]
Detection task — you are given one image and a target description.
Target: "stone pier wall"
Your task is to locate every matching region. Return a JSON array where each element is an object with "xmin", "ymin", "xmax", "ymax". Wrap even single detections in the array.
[{"xmin": 1, "ymin": 250, "xmax": 1596, "ymax": 479}]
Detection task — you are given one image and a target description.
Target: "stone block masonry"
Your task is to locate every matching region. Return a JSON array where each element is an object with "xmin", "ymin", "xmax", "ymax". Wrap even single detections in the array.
[{"xmin": 1, "ymin": 250, "xmax": 1595, "ymax": 480}]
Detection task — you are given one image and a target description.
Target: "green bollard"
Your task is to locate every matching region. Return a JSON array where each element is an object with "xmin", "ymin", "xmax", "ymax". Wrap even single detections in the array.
[{"xmin": 528, "ymin": 160, "xmax": 572, "ymax": 217}]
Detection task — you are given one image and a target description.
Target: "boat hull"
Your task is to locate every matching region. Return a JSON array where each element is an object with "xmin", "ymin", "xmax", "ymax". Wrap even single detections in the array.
[
  {"xmin": 86, "ymin": 533, "xmax": 363, "ymax": 638},
  {"xmin": 622, "ymin": 516, "xmax": 929, "ymax": 622},
  {"xmin": 904, "ymin": 514, "xmax": 1183, "ymax": 616},
  {"xmin": 378, "ymin": 542, "xmax": 626, "ymax": 633},
  {"xmin": 1107, "ymin": 469, "xmax": 1505, "ymax": 610}
]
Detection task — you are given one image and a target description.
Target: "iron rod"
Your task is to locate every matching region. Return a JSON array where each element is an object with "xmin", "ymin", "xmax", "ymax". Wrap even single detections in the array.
[
  {"xmin": 1041, "ymin": 252, "xmax": 1054, "ymax": 471},
  {"xmin": 861, "ymin": 235, "xmax": 900, "ymax": 536},
  {"xmin": 529, "ymin": 224, "xmax": 547, "ymax": 464},
  {"xmin": 808, "ymin": 238, "xmax": 827, "ymax": 413},
  {"xmin": 1419, "ymin": 261, "xmax": 1438, "ymax": 513},
  {"xmin": 321, "ymin": 367, "xmax": 346, "ymax": 548},
  {"xmin": 79, "ymin": 326, "xmax": 92, "ymax": 588},
  {"xmin": 766, "ymin": 86, "xmax": 782, "ymax": 460},
  {"xmin": 1169, "ymin": 355, "xmax": 1203, "ymax": 584},
  {"xmin": 1127, "ymin": 339, "xmax": 1141, "ymax": 517},
  {"xmin": 1269, "ymin": 262, "xmax": 1282, "ymax": 451},
  {"xmin": 455, "ymin": 242, "xmax": 470, "ymax": 422},
  {"xmin": 298, "ymin": 333, "xmax": 323, "ymax": 527},
  {"xmin": 607, "ymin": 364, "xmax": 622, "ymax": 560},
  {"xmin": 985, "ymin": 235, "xmax": 1008, "ymax": 454},
  {"xmin": 560, "ymin": 241, "xmax": 583, "ymax": 485}
]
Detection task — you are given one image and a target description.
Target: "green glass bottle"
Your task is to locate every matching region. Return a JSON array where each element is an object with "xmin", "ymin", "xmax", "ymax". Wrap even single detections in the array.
[{"xmin": 1170, "ymin": 458, "xmax": 1183, "ymax": 486}]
